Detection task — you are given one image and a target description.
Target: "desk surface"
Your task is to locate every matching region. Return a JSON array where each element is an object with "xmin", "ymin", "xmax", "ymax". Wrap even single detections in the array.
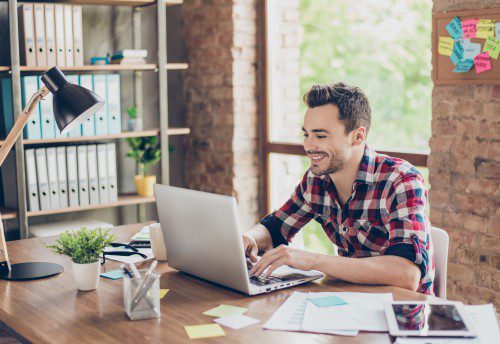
[{"xmin": 0, "ymin": 223, "xmax": 433, "ymax": 344}]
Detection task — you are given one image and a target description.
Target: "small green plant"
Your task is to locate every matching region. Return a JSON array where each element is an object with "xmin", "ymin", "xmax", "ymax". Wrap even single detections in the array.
[
  {"xmin": 126, "ymin": 136, "xmax": 162, "ymax": 176},
  {"xmin": 126, "ymin": 106, "xmax": 137, "ymax": 119},
  {"xmin": 47, "ymin": 227, "xmax": 115, "ymax": 264}
]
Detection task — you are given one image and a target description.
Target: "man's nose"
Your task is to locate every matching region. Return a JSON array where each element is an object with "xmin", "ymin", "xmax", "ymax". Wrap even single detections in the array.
[{"xmin": 303, "ymin": 137, "xmax": 317, "ymax": 153}]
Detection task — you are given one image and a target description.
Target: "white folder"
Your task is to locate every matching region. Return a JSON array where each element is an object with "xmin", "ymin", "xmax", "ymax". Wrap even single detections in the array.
[
  {"xmin": 38, "ymin": 76, "xmax": 56, "ymax": 138},
  {"xmin": 106, "ymin": 74, "xmax": 121, "ymax": 134},
  {"xmin": 44, "ymin": 4, "xmax": 56, "ymax": 66},
  {"xmin": 33, "ymin": 4, "xmax": 47, "ymax": 67},
  {"xmin": 65, "ymin": 75, "xmax": 81, "ymax": 137},
  {"xmin": 79, "ymin": 75, "xmax": 96, "ymax": 136},
  {"xmin": 35, "ymin": 148, "xmax": 51, "ymax": 211},
  {"xmin": 66, "ymin": 146, "xmax": 79, "ymax": 207},
  {"xmin": 54, "ymin": 4, "xmax": 65, "ymax": 66},
  {"xmin": 87, "ymin": 145, "xmax": 99, "ymax": 205},
  {"xmin": 106, "ymin": 143, "xmax": 118, "ymax": 202},
  {"xmin": 77, "ymin": 145, "xmax": 89, "ymax": 206},
  {"xmin": 72, "ymin": 5, "xmax": 84, "ymax": 66},
  {"xmin": 63, "ymin": 5, "xmax": 74, "ymax": 67},
  {"xmin": 97, "ymin": 144, "xmax": 109, "ymax": 204},
  {"xmin": 46, "ymin": 147, "xmax": 60, "ymax": 210},
  {"xmin": 25, "ymin": 149, "xmax": 40, "ymax": 211},
  {"xmin": 56, "ymin": 147, "xmax": 68, "ymax": 208},
  {"xmin": 18, "ymin": 4, "xmax": 37, "ymax": 66},
  {"xmin": 92, "ymin": 75, "xmax": 108, "ymax": 135}
]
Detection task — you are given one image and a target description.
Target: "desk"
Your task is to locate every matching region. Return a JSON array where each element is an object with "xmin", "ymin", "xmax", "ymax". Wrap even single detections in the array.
[{"xmin": 0, "ymin": 223, "xmax": 433, "ymax": 343}]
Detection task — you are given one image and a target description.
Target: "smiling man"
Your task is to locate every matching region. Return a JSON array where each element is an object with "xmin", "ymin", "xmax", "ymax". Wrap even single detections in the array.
[{"xmin": 243, "ymin": 83, "xmax": 434, "ymax": 294}]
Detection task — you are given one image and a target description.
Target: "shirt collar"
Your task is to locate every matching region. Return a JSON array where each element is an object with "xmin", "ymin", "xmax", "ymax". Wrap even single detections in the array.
[{"xmin": 354, "ymin": 144, "xmax": 376, "ymax": 185}]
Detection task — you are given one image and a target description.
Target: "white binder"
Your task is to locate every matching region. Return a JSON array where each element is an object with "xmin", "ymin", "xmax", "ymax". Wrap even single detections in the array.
[
  {"xmin": 46, "ymin": 147, "xmax": 60, "ymax": 210},
  {"xmin": 44, "ymin": 4, "xmax": 56, "ymax": 66},
  {"xmin": 106, "ymin": 74, "xmax": 121, "ymax": 134},
  {"xmin": 106, "ymin": 143, "xmax": 118, "ymax": 202},
  {"xmin": 79, "ymin": 75, "xmax": 96, "ymax": 136},
  {"xmin": 65, "ymin": 75, "xmax": 81, "ymax": 137},
  {"xmin": 87, "ymin": 145, "xmax": 99, "ymax": 205},
  {"xmin": 63, "ymin": 5, "xmax": 74, "ymax": 67},
  {"xmin": 25, "ymin": 149, "xmax": 40, "ymax": 211},
  {"xmin": 38, "ymin": 76, "xmax": 56, "ymax": 138},
  {"xmin": 18, "ymin": 4, "xmax": 37, "ymax": 66},
  {"xmin": 33, "ymin": 4, "xmax": 47, "ymax": 67},
  {"xmin": 92, "ymin": 75, "xmax": 108, "ymax": 135},
  {"xmin": 66, "ymin": 146, "xmax": 79, "ymax": 207},
  {"xmin": 54, "ymin": 4, "xmax": 65, "ymax": 66},
  {"xmin": 56, "ymin": 147, "xmax": 68, "ymax": 208},
  {"xmin": 77, "ymin": 145, "xmax": 89, "ymax": 206},
  {"xmin": 35, "ymin": 148, "xmax": 51, "ymax": 211},
  {"xmin": 72, "ymin": 5, "xmax": 84, "ymax": 66},
  {"xmin": 97, "ymin": 144, "xmax": 109, "ymax": 204}
]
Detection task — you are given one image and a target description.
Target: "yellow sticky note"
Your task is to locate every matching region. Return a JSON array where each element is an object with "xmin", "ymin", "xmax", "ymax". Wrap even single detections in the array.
[
  {"xmin": 159, "ymin": 289, "xmax": 169, "ymax": 299},
  {"xmin": 483, "ymin": 36, "xmax": 500, "ymax": 59},
  {"xmin": 203, "ymin": 304, "xmax": 247, "ymax": 318},
  {"xmin": 184, "ymin": 324, "xmax": 225, "ymax": 339},
  {"xmin": 476, "ymin": 19, "xmax": 495, "ymax": 39},
  {"xmin": 438, "ymin": 36, "xmax": 454, "ymax": 56}
]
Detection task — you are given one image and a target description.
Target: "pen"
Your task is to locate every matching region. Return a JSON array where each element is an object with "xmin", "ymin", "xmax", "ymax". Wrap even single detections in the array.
[
  {"xmin": 128, "ymin": 263, "xmax": 141, "ymax": 278},
  {"xmin": 122, "ymin": 264, "xmax": 157, "ymax": 312}
]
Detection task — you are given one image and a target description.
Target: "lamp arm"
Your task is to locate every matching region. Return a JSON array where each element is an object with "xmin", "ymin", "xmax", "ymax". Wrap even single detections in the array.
[{"xmin": 0, "ymin": 85, "xmax": 49, "ymax": 167}]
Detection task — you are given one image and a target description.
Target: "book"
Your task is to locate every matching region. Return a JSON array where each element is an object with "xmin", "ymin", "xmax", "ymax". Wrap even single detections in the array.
[
  {"xmin": 113, "ymin": 49, "xmax": 147, "ymax": 58},
  {"xmin": 110, "ymin": 57, "xmax": 147, "ymax": 65}
]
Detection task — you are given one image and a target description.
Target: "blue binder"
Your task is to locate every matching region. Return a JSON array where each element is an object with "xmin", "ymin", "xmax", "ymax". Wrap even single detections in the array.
[
  {"xmin": 21, "ymin": 76, "xmax": 42, "ymax": 139},
  {"xmin": 38, "ymin": 76, "xmax": 56, "ymax": 139},
  {"xmin": 1, "ymin": 78, "xmax": 14, "ymax": 139},
  {"xmin": 79, "ymin": 75, "xmax": 96, "ymax": 137},
  {"xmin": 93, "ymin": 74, "xmax": 108, "ymax": 135},
  {"xmin": 65, "ymin": 75, "xmax": 82, "ymax": 137},
  {"xmin": 106, "ymin": 74, "xmax": 121, "ymax": 135}
]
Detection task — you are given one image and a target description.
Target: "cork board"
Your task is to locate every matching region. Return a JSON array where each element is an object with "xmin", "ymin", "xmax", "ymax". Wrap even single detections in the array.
[{"xmin": 432, "ymin": 8, "xmax": 500, "ymax": 85}]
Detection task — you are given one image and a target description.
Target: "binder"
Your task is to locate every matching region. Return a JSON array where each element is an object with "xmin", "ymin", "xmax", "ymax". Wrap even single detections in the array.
[
  {"xmin": 87, "ymin": 145, "xmax": 99, "ymax": 205},
  {"xmin": 46, "ymin": 147, "xmax": 60, "ymax": 210},
  {"xmin": 79, "ymin": 75, "xmax": 96, "ymax": 136},
  {"xmin": 1, "ymin": 78, "xmax": 14, "ymax": 138},
  {"xmin": 106, "ymin": 74, "xmax": 121, "ymax": 134},
  {"xmin": 25, "ymin": 149, "xmax": 40, "ymax": 211},
  {"xmin": 56, "ymin": 147, "xmax": 68, "ymax": 208},
  {"xmin": 66, "ymin": 146, "xmax": 79, "ymax": 207},
  {"xmin": 106, "ymin": 143, "xmax": 118, "ymax": 202},
  {"xmin": 93, "ymin": 75, "xmax": 108, "ymax": 135},
  {"xmin": 44, "ymin": 4, "xmax": 57, "ymax": 66},
  {"xmin": 35, "ymin": 148, "xmax": 51, "ymax": 211},
  {"xmin": 33, "ymin": 4, "xmax": 47, "ymax": 67},
  {"xmin": 21, "ymin": 76, "xmax": 42, "ymax": 139},
  {"xmin": 63, "ymin": 5, "xmax": 74, "ymax": 67},
  {"xmin": 18, "ymin": 4, "xmax": 37, "ymax": 67},
  {"xmin": 97, "ymin": 144, "xmax": 109, "ymax": 204},
  {"xmin": 72, "ymin": 6, "xmax": 84, "ymax": 66},
  {"xmin": 38, "ymin": 76, "xmax": 56, "ymax": 138},
  {"xmin": 77, "ymin": 145, "xmax": 89, "ymax": 206},
  {"xmin": 54, "ymin": 4, "xmax": 65, "ymax": 66},
  {"xmin": 65, "ymin": 75, "xmax": 81, "ymax": 137}
]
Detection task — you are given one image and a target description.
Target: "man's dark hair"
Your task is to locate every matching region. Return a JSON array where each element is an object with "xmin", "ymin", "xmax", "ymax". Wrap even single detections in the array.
[{"xmin": 303, "ymin": 82, "xmax": 371, "ymax": 134}]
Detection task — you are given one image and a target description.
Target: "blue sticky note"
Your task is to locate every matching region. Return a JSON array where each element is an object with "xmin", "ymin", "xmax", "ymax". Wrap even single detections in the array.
[
  {"xmin": 463, "ymin": 41, "xmax": 481, "ymax": 60},
  {"xmin": 100, "ymin": 269, "xmax": 127, "ymax": 280},
  {"xmin": 308, "ymin": 296, "xmax": 348, "ymax": 307},
  {"xmin": 450, "ymin": 41, "xmax": 464, "ymax": 65},
  {"xmin": 445, "ymin": 16, "xmax": 462, "ymax": 40},
  {"xmin": 453, "ymin": 59, "xmax": 474, "ymax": 73}
]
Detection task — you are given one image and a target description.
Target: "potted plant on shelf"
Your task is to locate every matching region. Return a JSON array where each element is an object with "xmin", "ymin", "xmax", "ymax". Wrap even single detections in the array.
[
  {"xmin": 47, "ymin": 227, "xmax": 115, "ymax": 291},
  {"xmin": 126, "ymin": 106, "xmax": 143, "ymax": 132},
  {"xmin": 126, "ymin": 136, "xmax": 161, "ymax": 196}
]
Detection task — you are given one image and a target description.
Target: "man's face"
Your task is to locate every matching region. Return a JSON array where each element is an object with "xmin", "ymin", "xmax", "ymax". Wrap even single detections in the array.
[{"xmin": 302, "ymin": 104, "xmax": 353, "ymax": 176}]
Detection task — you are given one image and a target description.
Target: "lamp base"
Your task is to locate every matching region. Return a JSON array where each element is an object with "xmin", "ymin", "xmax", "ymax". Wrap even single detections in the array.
[{"xmin": 0, "ymin": 262, "xmax": 63, "ymax": 281}]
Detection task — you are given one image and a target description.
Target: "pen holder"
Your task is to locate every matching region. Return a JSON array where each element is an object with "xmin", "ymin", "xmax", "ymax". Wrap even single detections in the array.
[{"xmin": 124, "ymin": 270, "xmax": 160, "ymax": 320}]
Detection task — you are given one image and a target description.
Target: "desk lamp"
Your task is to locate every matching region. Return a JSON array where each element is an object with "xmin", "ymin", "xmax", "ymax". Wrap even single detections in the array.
[{"xmin": 0, "ymin": 67, "xmax": 104, "ymax": 280}]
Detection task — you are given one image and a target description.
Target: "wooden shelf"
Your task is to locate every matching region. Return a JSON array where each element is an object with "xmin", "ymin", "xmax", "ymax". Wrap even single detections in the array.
[
  {"xmin": 0, "ymin": 208, "xmax": 18, "ymax": 220},
  {"xmin": 0, "ymin": 63, "xmax": 188, "ymax": 72},
  {"xmin": 0, "ymin": 66, "xmax": 9, "ymax": 72},
  {"xmin": 167, "ymin": 127, "xmax": 190, "ymax": 135},
  {"xmin": 165, "ymin": 63, "xmax": 189, "ymax": 70},
  {"xmin": 27, "ymin": 193, "xmax": 155, "ymax": 218},
  {"xmin": 0, "ymin": 1, "xmax": 183, "ymax": 7}
]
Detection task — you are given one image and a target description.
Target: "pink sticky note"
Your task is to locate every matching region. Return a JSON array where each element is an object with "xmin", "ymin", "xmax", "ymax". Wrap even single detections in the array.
[
  {"xmin": 462, "ymin": 18, "xmax": 478, "ymax": 39},
  {"xmin": 474, "ymin": 51, "xmax": 492, "ymax": 74}
]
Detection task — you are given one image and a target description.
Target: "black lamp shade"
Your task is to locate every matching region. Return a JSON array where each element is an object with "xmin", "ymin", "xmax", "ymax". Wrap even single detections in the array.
[{"xmin": 41, "ymin": 67, "xmax": 104, "ymax": 135}]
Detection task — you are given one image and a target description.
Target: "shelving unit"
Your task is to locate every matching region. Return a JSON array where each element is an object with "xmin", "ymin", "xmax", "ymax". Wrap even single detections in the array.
[{"xmin": 0, "ymin": 0, "xmax": 187, "ymax": 239}]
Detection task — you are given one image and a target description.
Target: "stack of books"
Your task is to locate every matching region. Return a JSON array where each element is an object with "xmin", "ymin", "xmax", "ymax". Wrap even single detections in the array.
[{"xmin": 111, "ymin": 49, "xmax": 148, "ymax": 65}]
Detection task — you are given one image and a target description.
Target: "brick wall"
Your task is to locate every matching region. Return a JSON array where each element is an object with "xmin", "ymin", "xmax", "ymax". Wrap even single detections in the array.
[{"xmin": 430, "ymin": 1, "xmax": 500, "ymax": 306}]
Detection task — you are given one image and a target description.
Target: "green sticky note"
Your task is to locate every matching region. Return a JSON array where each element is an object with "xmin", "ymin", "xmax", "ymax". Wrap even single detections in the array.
[
  {"xmin": 184, "ymin": 324, "xmax": 225, "ymax": 339},
  {"xmin": 159, "ymin": 289, "xmax": 169, "ymax": 299},
  {"xmin": 476, "ymin": 19, "xmax": 495, "ymax": 39},
  {"xmin": 483, "ymin": 37, "xmax": 500, "ymax": 59},
  {"xmin": 308, "ymin": 295, "xmax": 348, "ymax": 307},
  {"xmin": 100, "ymin": 270, "xmax": 127, "ymax": 280},
  {"xmin": 203, "ymin": 304, "xmax": 247, "ymax": 318},
  {"xmin": 438, "ymin": 36, "xmax": 454, "ymax": 56}
]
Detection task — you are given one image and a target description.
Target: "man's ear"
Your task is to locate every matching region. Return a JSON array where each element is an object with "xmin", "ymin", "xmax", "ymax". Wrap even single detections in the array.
[{"xmin": 352, "ymin": 127, "xmax": 366, "ymax": 146}]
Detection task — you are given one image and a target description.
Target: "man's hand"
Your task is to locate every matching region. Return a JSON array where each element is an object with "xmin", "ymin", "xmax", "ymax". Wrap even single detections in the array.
[
  {"xmin": 242, "ymin": 233, "xmax": 259, "ymax": 263},
  {"xmin": 249, "ymin": 245, "xmax": 318, "ymax": 277}
]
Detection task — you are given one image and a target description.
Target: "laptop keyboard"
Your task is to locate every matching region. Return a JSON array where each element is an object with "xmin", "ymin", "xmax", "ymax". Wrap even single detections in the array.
[{"xmin": 249, "ymin": 274, "xmax": 285, "ymax": 286}]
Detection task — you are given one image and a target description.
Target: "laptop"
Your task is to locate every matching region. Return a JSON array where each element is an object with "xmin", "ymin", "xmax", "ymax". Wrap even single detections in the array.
[{"xmin": 153, "ymin": 184, "xmax": 323, "ymax": 295}]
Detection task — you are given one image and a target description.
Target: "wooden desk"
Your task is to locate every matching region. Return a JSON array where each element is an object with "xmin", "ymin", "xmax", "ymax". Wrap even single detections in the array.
[{"xmin": 0, "ymin": 223, "xmax": 433, "ymax": 343}]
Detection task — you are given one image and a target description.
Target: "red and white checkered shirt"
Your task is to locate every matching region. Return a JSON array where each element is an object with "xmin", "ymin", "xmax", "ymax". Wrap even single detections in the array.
[{"xmin": 261, "ymin": 144, "xmax": 435, "ymax": 295}]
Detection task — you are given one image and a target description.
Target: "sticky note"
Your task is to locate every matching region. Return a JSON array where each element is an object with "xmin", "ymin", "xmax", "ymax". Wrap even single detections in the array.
[
  {"xmin": 483, "ymin": 36, "xmax": 500, "ymax": 59},
  {"xmin": 463, "ymin": 40, "xmax": 481, "ymax": 60},
  {"xmin": 496, "ymin": 23, "xmax": 500, "ymax": 38},
  {"xmin": 476, "ymin": 19, "xmax": 495, "ymax": 39},
  {"xmin": 184, "ymin": 324, "xmax": 225, "ymax": 339},
  {"xmin": 100, "ymin": 270, "xmax": 127, "ymax": 280},
  {"xmin": 450, "ymin": 41, "xmax": 464, "ymax": 65},
  {"xmin": 438, "ymin": 36, "xmax": 454, "ymax": 56},
  {"xmin": 446, "ymin": 16, "xmax": 462, "ymax": 39},
  {"xmin": 308, "ymin": 295, "xmax": 348, "ymax": 307},
  {"xmin": 203, "ymin": 304, "xmax": 247, "ymax": 318},
  {"xmin": 474, "ymin": 52, "xmax": 492, "ymax": 74},
  {"xmin": 159, "ymin": 289, "xmax": 169, "ymax": 299},
  {"xmin": 214, "ymin": 314, "xmax": 260, "ymax": 330},
  {"xmin": 453, "ymin": 59, "xmax": 474, "ymax": 73},
  {"xmin": 462, "ymin": 18, "xmax": 478, "ymax": 39}
]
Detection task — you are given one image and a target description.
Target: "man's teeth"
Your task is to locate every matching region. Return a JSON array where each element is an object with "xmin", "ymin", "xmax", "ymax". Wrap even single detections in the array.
[{"xmin": 310, "ymin": 155, "xmax": 326, "ymax": 161}]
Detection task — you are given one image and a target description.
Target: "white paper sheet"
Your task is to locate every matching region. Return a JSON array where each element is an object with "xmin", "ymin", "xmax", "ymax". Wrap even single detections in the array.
[{"xmin": 214, "ymin": 314, "xmax": 260, "ymax": 329}]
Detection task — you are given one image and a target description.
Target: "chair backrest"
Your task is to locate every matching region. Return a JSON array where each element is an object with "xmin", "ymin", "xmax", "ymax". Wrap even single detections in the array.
[{"xmin": 430, "ymin": 226, "xmax": 449, "ymax": 299}]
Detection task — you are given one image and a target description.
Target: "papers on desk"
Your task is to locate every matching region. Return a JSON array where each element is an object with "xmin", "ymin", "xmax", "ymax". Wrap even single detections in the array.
[
  {"xmin": 131, "ymin": 224, "xmax": 151, "ymax": 242},
  {"xmin": 101, "ymin": 246, "xmax": 154, "ymax": 264}
]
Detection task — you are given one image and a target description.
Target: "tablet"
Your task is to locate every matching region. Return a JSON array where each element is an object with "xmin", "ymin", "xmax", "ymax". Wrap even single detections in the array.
[{"xmin": 384, "ymin": 301, "xmax": 477, "ymax": 337}]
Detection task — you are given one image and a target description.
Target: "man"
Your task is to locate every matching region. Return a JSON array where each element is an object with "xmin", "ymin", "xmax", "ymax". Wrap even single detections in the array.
[{"xmin": 244, "ymin": 83, "xmax": 434, "ymax": 295}]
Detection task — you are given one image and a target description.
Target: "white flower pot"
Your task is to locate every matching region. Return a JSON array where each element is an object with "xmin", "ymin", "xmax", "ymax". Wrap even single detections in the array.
[{"xmin": 71, "ymin": 261, "xmax": 101, "ymax": 291}]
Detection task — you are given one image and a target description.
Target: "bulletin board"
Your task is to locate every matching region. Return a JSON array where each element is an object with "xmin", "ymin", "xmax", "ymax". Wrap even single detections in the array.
[{"xmin": 432, "ymin": 8, "xmax": 500, "ymax": 85}]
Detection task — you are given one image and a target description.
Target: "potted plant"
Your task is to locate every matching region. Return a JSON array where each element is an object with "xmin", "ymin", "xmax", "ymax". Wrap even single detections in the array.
[
  {"xmin": 126, "ymin": 136, "xmax": 161, "ymax": 196},
  {"xmin": 47, "ymin": 227, "xmax": 115, "ymax": 291},
  {"xmin": 126, "ymin": 106, "xmax": 143, "ymax": 131}
]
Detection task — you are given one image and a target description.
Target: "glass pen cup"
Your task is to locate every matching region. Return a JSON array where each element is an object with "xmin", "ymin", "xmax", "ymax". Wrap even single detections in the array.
[{"xmin": 123, "ymin": 269, "xmax": 161, "ymax": 320}]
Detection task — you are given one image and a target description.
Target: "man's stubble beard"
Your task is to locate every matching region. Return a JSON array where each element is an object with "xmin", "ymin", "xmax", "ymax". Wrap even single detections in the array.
[{"xmin": 310, "ymin": 153, "xmax": 345, "ymax": 176}]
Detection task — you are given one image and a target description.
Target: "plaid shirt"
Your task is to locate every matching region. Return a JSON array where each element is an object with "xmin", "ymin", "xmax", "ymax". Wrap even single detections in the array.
[{"xmin": 261, "ymin": 145, "xmax": 434, "ymax": 295}]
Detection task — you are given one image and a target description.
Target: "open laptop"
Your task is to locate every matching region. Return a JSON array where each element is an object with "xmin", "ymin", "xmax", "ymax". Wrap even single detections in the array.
[{"xmin": 153, "ymin": 184, "xmax": 323, "ymax": 295}]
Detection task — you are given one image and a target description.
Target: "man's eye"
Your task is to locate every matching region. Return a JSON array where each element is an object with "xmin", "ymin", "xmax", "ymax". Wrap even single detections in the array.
[
  {"xmin": 303, "ymin": 134, "xmax": 309, "ymax": 137},
  {"xmin": 317, "ymin": 135, "xmax": 326, "ymax": 139}
]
